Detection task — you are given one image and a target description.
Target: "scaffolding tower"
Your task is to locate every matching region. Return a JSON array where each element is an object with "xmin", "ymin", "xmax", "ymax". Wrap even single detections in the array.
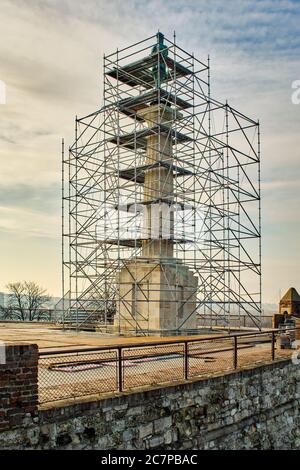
[{"xmin": 61, "ymin": 32, "xmax": 261, "ymax": 334}]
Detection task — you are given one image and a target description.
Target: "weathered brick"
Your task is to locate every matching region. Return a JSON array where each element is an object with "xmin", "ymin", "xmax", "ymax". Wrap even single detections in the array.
[{"xmin": 0, "ymin": 343, "xmax": 38, "ymax": 431}]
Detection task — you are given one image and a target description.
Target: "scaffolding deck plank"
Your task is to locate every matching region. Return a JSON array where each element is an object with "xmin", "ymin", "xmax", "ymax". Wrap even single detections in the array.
[
  {"xmin": 117, "ymin": 89, "xmax": 192, "ymax": 118},
  {"xmin": 109, "ymin": 124, "xmax": 193, "ymax": 150},
  {"xmin": 101, "ymin": 237, "xmax": 194, "ymax": 248},
  {"xmin": 116, "ymin": 199, "xmax": 194, "ymax": 211},
  {"xmin": 106, "ymin": 54, "xmax": 192, "ymax": 88},
  {"xmin": 118, "ymin": 161, "xmax": 194, "ymax": 184}
]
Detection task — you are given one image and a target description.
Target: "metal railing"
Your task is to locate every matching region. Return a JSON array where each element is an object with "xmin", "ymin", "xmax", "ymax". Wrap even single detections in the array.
[
  {"xmin": 198, "ymin": 314, "xmax": 274, "ymax": 329},
  {"xmin": 38, "ymin": 329, "xmax": 296, "ymax": 404}
]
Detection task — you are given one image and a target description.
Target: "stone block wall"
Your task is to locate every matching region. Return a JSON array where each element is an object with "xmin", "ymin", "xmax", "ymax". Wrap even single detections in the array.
[{"xmin": 0, "ymin": 344, "xmax": 300, "ymax": 450}]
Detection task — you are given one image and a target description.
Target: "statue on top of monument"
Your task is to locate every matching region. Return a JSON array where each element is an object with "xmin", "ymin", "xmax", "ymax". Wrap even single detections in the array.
[{"xmin": 151, "ymin": 32, "xmax": 168, "ymax": 89}]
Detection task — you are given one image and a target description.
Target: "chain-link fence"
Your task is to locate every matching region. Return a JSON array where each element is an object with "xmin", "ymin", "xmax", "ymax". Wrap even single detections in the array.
[
  {"xmin": 122, "ymin": 343, "xmax": 185, "ymax": 391},
  {"xmin": 38, "ymin": 330, "xmax": 296, "ymax": 404},
  {"xmin": 188, "ymin": 337, "xmax": 235, "ymax": 378},
  {"xmin": 39, "ymin": 348, "xmax": 118, "ymax": 404}
]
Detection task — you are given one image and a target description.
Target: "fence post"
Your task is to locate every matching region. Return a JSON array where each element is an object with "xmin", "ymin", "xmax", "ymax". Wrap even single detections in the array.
[
  {"xmin": 118, "ymin": 347, "xmax": 123, "ymax": 392},
  {"xmin": 184, "ymin": 341, "xmax": 188, "ymax": 380},
  {"xmin": 233, "ymin": 336, "xmax": 238, "ymax": 369},
  {"xmin": 271, "ymin": 332, "xmax": 276, "ymax": 361}
]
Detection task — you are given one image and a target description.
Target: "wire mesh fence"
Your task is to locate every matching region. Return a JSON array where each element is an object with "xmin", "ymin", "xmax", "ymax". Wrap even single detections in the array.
[
  {"xmin": 39, "ymin": 349, "xmax": 118, "ymax": 404},
  {"xmin": 38, "ymin": 330, "xmax": 297, "ymax": 404},
  {"xmin": 122, "ymin": 343, "xmax": 185, "ymax": 391},
  {"xmin": 188, "ymin": 337, "xmax": 235, "ymax": 378},
  {"xmin": 235, "ymin": 333, "xmax": 274, "ymax": 369}
]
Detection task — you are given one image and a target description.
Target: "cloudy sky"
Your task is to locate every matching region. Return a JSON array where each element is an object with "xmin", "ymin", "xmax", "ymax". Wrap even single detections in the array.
[{"xmin": 0, "ymin": 0, "xmax": 299, "ymax": 303}]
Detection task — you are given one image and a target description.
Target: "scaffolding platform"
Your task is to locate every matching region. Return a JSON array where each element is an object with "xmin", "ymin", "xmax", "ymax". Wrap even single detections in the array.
[
  {"xmin": 109, "ymin": 124, "xmax": 193, "ymax": 150},
  {"xmin": 106, "ymin": 54, "xmax": 192, "ymax": 88},
  {"xmin": 118, "ymin": 161, "xmax": 194, "ymax": 184},
  {"xmin": 117, "ymin": 89, "xmax": 192, "ymax": 120},
  {"xmin": 115, "ymin": 199, "xmax": 194, "ymax": 211},
  {"xmin": 101, "ymin": 237, "xmax": 194, "ymax": 248}
]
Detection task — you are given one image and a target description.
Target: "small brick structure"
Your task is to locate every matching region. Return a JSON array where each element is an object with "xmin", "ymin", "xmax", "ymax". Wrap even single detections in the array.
[
  {"xmin": 280, "ymin": 287, "xmax": 300, "ymax": 316},
  {"xmin": 0, "ymin": 343, "xmax": 38, "ymax": 432},
  {"xmin": 273, "ymin": 288, "xmax": 300, "ymax": 334}
]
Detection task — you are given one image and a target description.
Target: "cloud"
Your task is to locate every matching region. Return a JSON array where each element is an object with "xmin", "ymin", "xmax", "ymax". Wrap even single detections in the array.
[
  {"xmin": 0, "ymin": 184, "xmax": 60, "ymax": 213},
  {"xmin": 0, "ymin": 205, "xmax": 59, "ymax": 239},
  {"xmin": 262, "ymin": 178, "xmax": 300, "ymax": 191}
]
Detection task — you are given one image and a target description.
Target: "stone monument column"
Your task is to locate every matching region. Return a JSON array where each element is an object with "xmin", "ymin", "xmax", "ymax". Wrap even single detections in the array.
[
  {"xmin": 115, "ymin": 102, "xmax": 198, "ymax": 335},
  {"xmin": 138, "ymin": 103, "xmax": 179, "ymax": 259}
]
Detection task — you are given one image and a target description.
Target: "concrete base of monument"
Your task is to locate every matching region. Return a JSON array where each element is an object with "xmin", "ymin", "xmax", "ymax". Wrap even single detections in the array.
[{"xmin": 115, "ymin": 258, "xmax": 198, "ymax": 335}]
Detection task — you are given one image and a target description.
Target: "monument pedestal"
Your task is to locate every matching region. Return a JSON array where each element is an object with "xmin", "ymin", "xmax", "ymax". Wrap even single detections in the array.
[{"xmin": 115, "ymin": 259, "xmax": 198, "ymax": 334}]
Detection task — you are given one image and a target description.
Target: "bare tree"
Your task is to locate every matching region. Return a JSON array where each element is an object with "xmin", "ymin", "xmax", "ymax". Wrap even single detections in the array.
[{"xmin": 4, "ymin": 281, "xmax": 51, "ymax": 321}]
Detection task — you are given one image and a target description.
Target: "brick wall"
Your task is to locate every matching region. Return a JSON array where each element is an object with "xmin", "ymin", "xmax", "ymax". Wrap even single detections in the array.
[{"xmin": 0, "ymin": 344, "xmax": 38, "ymax": 432}]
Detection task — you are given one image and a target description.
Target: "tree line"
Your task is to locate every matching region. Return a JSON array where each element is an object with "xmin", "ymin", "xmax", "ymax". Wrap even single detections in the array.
[{"xmin": 0, "ymin": 281, "xmax": 51, "ymax": 321}]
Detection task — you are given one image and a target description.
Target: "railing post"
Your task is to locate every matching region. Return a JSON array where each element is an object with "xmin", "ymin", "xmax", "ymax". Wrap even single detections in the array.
[
  {"xmin": 233, "ymin": 336, "xmax": 238, "ymax": 369},
  {"xmin": 271, "ymin": 331, "xmax": 276, "ymax": 361},
  {"xmin": 184, "ymin": 341, "xmax": 188, "ymax": 380},
  {"xmin": 118, "ymin": 347, "xmax": 123, "ymax": 392}
]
